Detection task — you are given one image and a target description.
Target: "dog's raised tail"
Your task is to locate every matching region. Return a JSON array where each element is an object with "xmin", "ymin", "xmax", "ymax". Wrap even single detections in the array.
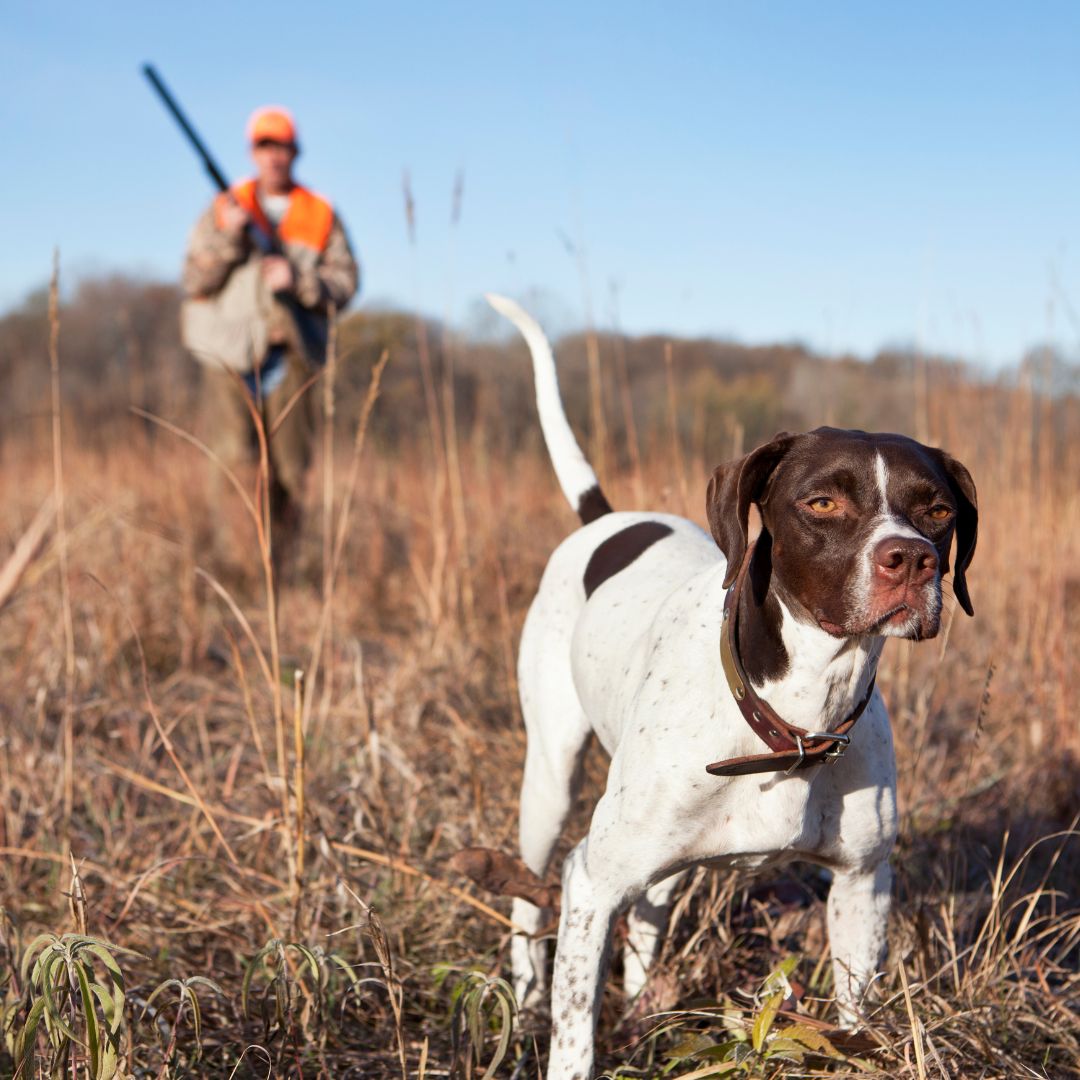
[{"xmin": 485, "ymin": 293, "xmax": 612, "ymax": 523}]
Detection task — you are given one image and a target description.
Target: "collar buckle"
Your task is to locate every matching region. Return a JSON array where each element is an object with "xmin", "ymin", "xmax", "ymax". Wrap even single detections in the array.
[
  {"xmin": 784, "ymin": 730, "xmax": 851, "ymax": 775},
  {"xmin": 809, "ymin": 730, "xmax": 851, "ymax": 762},
  {"xmin": 785, "ymin": 735, "xmax": 807, "ymax": 775}
]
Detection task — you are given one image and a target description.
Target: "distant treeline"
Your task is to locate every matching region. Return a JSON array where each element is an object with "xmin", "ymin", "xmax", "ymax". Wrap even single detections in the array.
[{"xmin": 1, "ymin": 274, "xmax": 1076, "ymax": 464}]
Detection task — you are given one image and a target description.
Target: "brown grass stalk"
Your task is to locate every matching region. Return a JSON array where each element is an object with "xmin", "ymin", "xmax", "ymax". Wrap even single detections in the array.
[
  {"xmin": 612, "ymin": 327, "xmax": 645, "ymax": 507},
  {"xmin": 0, "ymin": 496, "xmax": 54, "ymax": 614},
  {"xmin": 236, "ymin": 379, "xmax": 288, "ymax": 836},
  {"xmin": 321, "ymin": 303, "xmax": 338, "ymax": 724},
  {"xmin": 403, "ymin": 172, "xmax": 451, "ymax": 629},
  {"xmin": 292, "ymin": 668, "xmax": 306, "ymax": 928},
  {"xmin": 663, "ymin": 341, "xmax": 691, "ymax": 516},
  {"xmin": 302, "ymin": 350, "xmax": 390, "ymax": 735},
  {"xmin": 898, "ymin": 956, "xmax": 928, "ymax": 1079},
  {"xmin": 330, "ymin": 841, "xmax": 521, "ymax": 933},
  {"xmin": 226, "ymin": 628, "xmax": 274, "ymax": 792},
  {"xmin": 442, "ymin": 335, "xmax": 475, "ymax": 630},
  {"xmin": 48, "ymin": 254, "xmax": 77, "ymax": 830}
]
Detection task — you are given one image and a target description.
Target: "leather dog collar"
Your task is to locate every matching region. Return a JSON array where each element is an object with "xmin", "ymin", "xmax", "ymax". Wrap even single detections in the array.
[{"xmin": 706, "ymin": 543, "xmax": 876, "ymax": 778}]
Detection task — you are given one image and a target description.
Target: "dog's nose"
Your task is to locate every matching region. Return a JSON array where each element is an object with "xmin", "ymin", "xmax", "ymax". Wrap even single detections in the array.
[{"xmin": 873, "ymin": 536, "xmax": 938, "ymax": 585}]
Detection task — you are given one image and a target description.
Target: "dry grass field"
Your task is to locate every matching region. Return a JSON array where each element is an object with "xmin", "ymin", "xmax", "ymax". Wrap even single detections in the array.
[{"xmin": 0, "ymin": 301, "xmax": 1077, "ymax": 1078}]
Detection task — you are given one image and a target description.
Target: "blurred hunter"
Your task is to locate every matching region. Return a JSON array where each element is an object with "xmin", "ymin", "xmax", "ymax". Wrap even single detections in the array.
[{"xmin": 182, "ymin": 106, "xmax": 358, "ymax": 571}]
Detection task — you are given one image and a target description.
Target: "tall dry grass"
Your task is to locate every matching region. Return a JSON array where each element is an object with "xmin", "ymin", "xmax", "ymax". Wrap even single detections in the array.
[{"xmin": 0, "ymin": 323, "xmax": 1076, "ymax": 1077}]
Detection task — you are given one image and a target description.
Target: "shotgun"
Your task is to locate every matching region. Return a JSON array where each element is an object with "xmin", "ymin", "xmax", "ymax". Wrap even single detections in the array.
[
  {"xmin": 142, "ymin": 64, "xmax": 276, "ymax": 255},
  {"xmin": 142, "ymin": 63, "xmax": 327, "ymax": 363}
]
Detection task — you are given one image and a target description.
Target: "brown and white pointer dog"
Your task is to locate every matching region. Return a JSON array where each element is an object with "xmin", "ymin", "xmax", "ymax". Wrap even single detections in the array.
[{"xmin": 483, "ymin": 295, "xmax": 977, "ymax": 1080}]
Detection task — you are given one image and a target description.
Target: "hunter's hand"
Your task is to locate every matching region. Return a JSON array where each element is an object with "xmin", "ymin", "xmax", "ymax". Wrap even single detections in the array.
[
  {"xmin": 219, "ymin": 199, "xmax": 250, "ymax": 239},
  {"xmin": 261, "ymin": 255, "xmax": 294, "ymax": 294}
]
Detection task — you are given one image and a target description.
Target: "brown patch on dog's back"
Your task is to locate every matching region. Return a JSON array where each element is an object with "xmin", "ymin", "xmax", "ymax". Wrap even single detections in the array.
[{"xmin": 584, "ymin": 521, "xmax": 673, "ymax": 599}]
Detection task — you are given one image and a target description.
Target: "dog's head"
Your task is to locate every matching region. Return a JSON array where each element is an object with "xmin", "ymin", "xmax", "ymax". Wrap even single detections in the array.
[{"xmin": 707, "ymin": 427, "xmax": 977, "ymax": 640}]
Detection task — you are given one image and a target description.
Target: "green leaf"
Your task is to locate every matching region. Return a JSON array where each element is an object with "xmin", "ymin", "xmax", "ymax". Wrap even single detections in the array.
[
  {"xmin": 20, "ymin": 934, "xmax": 58, "ymax": 983},
  {"xmin": 98, "ymin": 1039, "xmax": 119, "ymax": 1080},
  {"xmin": 31, "ymin": 944, "xmax": 64, "ymax": 996},
  {"xmin": 187, "ymin": 985, "xmax": 204, "ymax": 1054},
  {"xmin": 759, "ymin": 1037, "xmax": 806, "ymax": 1062},
  {"xmin": 467, "ymin": 990, "xmax": 483, "ymax": 1058},
  {"xmin": 667, "ymin": 1033, "xmax": 715, "ymax": 1060},
  {"xmin": 480, "ymin": 993, "xmax": 514, "ymax": 1080},
  {"xmin": 328, "ymin": 953, "xmax": 361, "ymax": 991},
  {"xmin": 242, "ymin": 942, "xmax": 279, "ymax": 1018},
  {"xmin": 14, "ymin": 996, "xmax": 47, "ymax": 1079},
  {"xmin": 751, "ymin": 990, "xmax": 783, "ymax": 1053},
  {"xmin": 75, "ymin": 959, "xmax": 102, "ymax": 1074},
  {"xmin": 773, "ymin": 1022, "xmax": 842, "ymax": 1058},
  {"xmin": 143, "ymin": 978, "xmax": 182, "ymax": 1014},
  {"xmin": 38, "ymin": 953, "xmax": 80, "ymax": 1046},
  {"xmin": 90, "ymin": 982, "xmax": 123, "ymax": 1037},
  {"xmin": 672, "ymin": 1060, "xmax": 742, "ymax": 1079},
  {"xmin": 287, "ymin": 942, "xmax": 322, "ymax": 989},
  {"xmin": 762, "ymin": 955, "xmax": 799, "ymax": 996},
  {"xmin": 686, "ymin": 1041, "xmax": 744, "ymax": 1063},
  {"xmin": 83, "ymin": 942, "xmax": 132, "ymax": 986}
]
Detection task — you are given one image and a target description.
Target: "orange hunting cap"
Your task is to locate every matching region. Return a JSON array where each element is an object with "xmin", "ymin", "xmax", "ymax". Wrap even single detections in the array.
[{"xmin": 247, "ymin": 106, "xmax": 298, "ymax": 147}]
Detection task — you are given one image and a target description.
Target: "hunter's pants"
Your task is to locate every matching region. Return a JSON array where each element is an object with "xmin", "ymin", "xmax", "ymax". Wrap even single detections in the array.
[{"xmin": 199, "ymin": 355, "xmax": 314, "ymax": 503}]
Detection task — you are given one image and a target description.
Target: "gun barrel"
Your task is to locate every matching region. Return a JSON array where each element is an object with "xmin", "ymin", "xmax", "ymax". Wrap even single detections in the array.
[{"xmin": 142, "ymin": 64, "xmax": 230, "ymax": 193}]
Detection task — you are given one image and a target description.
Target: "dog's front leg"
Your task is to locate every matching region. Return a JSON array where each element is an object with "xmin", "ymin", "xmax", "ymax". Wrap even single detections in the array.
[
  {"xmin": 547, "ymin": 840, "xmax": 633, "ymax": 1080},
  {"xmin": 827, "ymin": 859, "xmax": 892, "ymax": 1026}
]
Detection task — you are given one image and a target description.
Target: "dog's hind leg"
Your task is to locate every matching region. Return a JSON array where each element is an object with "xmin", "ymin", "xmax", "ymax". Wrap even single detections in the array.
[
  {"xmin": 512, "ymin": 607, "xmax": 592, "ymax": 1010},
  {"xmin": 623, "ymin": 870, "xmax": 685, "ymax": 999},
  {"xmin": 511, "ymin": 718, "xmax": 590, "ymax": 1009}
]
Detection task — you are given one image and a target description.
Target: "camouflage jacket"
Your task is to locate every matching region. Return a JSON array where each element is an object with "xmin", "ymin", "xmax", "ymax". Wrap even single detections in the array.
[{"xmin": 182, "ymin": 188, "xmax": 359, "ymax": 314}]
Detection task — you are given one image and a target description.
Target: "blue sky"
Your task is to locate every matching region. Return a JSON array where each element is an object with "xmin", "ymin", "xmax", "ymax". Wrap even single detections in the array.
[{"xmin": 4, "ymin": 1, "xmax": 1080, "ymax": 366}]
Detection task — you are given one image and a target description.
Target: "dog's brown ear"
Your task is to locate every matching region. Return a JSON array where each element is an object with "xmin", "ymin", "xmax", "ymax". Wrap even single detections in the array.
[
  {"xmin": 935, "ymin": 451, "xmax": 978, "ymax": 616},
  {"xmin": 708, "ymin": 433, "xmax": 796, "ymax": 588}
]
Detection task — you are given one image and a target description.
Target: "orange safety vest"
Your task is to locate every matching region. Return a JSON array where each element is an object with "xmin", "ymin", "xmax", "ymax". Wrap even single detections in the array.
[{"xmin": 214, "ymin": 180, "xmax": 335, "ymax": 253}]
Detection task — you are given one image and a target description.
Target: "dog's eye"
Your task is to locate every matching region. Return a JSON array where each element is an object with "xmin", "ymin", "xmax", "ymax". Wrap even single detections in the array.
[
  {"xmin": 807, "ymin": 497, "xmax": 839, "ymax": 514},
  {"xmin": 928, "ymin": 505, "xmax": 953, "ymax": 520}
]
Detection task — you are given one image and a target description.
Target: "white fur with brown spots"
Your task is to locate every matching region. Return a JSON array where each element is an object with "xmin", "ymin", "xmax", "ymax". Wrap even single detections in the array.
[{"xmin": 487, "ymin": 296, "xmax": 977, "ymax": 1080}]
